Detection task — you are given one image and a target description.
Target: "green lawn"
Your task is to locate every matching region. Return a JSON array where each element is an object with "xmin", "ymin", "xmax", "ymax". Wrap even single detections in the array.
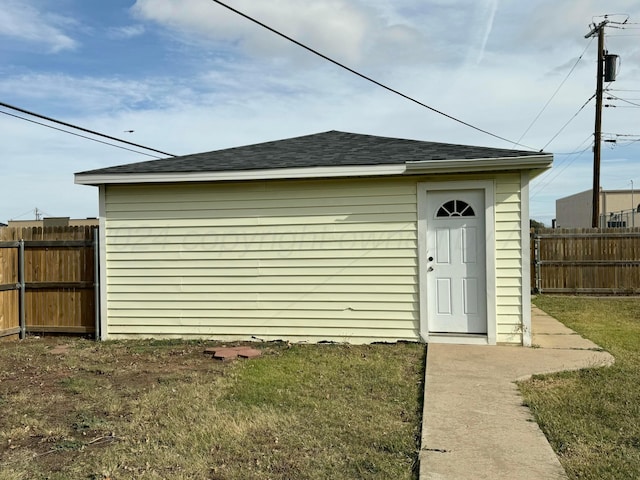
[
  {"xmin": 520, "ymin": 296, "xmax": 640, "ymax": 480},
  {"xmin": 0, "ymin": 339, "xmax": 425, "ymax": 480}
]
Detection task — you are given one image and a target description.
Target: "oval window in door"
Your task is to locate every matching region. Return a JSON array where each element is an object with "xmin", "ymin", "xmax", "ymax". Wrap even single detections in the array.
[{"xmin": 436, "ymin": 200, "xmax": 475, "ymax": 218}]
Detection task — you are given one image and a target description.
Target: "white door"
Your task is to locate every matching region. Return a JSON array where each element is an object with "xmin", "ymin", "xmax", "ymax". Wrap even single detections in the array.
[{"xmin": 426, "ymin": 190, "xmax": 487, "ymax": 334}]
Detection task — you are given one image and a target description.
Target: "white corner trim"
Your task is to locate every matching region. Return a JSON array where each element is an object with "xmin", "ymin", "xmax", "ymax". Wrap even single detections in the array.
[
  {"xmin": 521, "ymin": 171, "xmax": 532, "ymax": 347},
  {"xmin": 417, "ymin": 179, "xmax": 497, "ymax": 345},
  {"xmin": 417, "ymin": 186, "xmax": 429, "ymax": 342},
  {"xmin": 98, "ymin": 185, "xmax": 108, "ymax": 341},
  {"xmin": 74, "ymin": 164, "xmax": 406, "ymax": 185}
]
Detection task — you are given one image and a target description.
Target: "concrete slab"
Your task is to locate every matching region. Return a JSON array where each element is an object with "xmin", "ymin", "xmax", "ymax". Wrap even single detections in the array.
[
  {"xmin": 534, "ymin": 333, "xmax": 602, "ymax": 350},
  {"xmin": 419, "ymin": 308, "xmax": 614, "ymax": 479},
  {"xmin": 530, "ymin": 309, "xmax": 576, "ymax": 336}
]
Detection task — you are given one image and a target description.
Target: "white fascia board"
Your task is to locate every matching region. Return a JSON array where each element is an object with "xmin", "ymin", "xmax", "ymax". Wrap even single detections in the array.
[
  {"xmin": 405, "ymin": 155, "xmax": 553, "ymax": 174},
  {"xmin": 74, "ymin": 164, "xmax": 406, "ymax": 185}
]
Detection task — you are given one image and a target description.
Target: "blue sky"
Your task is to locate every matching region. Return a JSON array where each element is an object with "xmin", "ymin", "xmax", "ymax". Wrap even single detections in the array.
[{"xmin": 1, "ymin": 0, "xmax": 640, "ymax": 225}]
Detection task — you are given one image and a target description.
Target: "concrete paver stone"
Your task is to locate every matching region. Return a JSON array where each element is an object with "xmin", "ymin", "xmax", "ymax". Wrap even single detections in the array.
[{"xmin": 204, "ymin": 346, "xmax": 263, "ymax": 362}]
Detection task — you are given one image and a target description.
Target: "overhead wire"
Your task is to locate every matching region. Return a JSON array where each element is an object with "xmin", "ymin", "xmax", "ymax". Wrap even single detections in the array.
[
  {"xmin": 513, "ymin": 38, "xmax": 593, "ymax": 148},
  {"xmin": 8, "ymin": 207, "xmax": 40, "ymax": 221},
  {"xmin": 531, "ymin": 133, "xmax": 593, "ymax": 190},
  {"xmin": 605, "ymin": 93, "xmax": 640, "ymax": 108},
  {"xmin": 530, "ymin": 135, "xmax": 594, "ymax": 199},
  {"xmin": 530, "ymin": 15, "xmax": 638, "ymax": 203},
  {"xmin": 0, "ymin": 110, "xmax": 165, "ymax": 159},
  {"xmin": 0, "ymin": 101, "xmax": 175, "ymax": 157},
  {"xmin": 209, "ymin": 0, "xmax": 535, "ymax": 150},
  {"xmin": 539, "ymin": 94, "xmax": 596, "ymax": 151}
]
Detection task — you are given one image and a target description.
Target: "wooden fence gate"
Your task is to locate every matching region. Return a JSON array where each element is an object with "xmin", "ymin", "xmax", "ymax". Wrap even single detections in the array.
[
  {"xmin": 531, "ymin": 227, "xmax": 640, "ymax": 294},
  {"xmin": 0, "ymin": 226, "xmax": 99, "ymax": 340}
]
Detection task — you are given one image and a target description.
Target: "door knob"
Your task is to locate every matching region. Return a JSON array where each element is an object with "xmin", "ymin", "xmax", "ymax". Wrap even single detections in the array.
[{"xmin": 427, "ymin": 266, "xmax": 434, "ymax": 272}]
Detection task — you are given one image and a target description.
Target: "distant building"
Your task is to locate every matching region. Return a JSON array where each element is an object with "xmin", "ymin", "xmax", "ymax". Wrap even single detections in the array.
[
  {"xmin": 5, "ymin": 217, "xmax": 99, "ymax": 228},
  {"xmin": 556, "ymin": 189, "xmax": 639, "ymax": 228}
]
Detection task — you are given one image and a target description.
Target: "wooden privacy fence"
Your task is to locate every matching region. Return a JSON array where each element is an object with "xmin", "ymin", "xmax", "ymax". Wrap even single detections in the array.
[
  {"xmin": 0, "ymin": 226, "xmax": 99, "ymax": 340},
  {"xmin": 531, "ymin": 227, "xmax": 640, "ymax": 294}
]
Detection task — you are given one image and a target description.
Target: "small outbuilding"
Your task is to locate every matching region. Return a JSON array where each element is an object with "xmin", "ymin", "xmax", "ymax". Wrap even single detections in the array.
[{"xmin": 75, "ymin": 131, "xmax": 552, "ymax": 345}]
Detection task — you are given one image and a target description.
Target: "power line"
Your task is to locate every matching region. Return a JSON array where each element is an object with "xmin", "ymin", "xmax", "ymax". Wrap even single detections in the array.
[
  {"xmin": 8, "ymin": 207, "xmax": 40, "ymax": 221},
  {"xmin": 531, "ymin": 136, "xmax": 593, "ymax": 199},
  {"xmin": 0, "ymin": 101, "xmax": 175, "ymax": 157},
  {"xmin": 539, "ymin": 94, "xmax": 596, "ymax": 151},
  {"xmin": 602, "ymin": 133, "xmax": 640, "ymax": 137},
  {"xmin": 209, "ymin": 0, "xmax": 535, "ymax": 150},
  {"xmin": 0, "ymin": 110, "xmax": 166, "ymax": 159},
  {"xmin": 606, "ymin": 93, "xmax": 640, "ymax": 108},
  {"xmin": 529, "ymin": 137, "xmax": 590, "ymax": 195},
  {"xmin": 513, "ymin": 38, "xmax": 593, "ymax": 148}
]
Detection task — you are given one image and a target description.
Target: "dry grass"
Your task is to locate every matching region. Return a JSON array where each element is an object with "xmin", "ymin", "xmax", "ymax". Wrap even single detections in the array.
[
  {"xmin": 520, "ymin": 296, "xmax": 640, "ymax": 480},
  {"xmin": 0, "ymin": 338, "xmax": 424, "ymax": 480}
]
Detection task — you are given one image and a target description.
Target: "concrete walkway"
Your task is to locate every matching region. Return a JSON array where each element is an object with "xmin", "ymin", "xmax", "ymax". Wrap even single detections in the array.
[{"xmin": 419, "ymin": 306, "xmax": 615, "ymax": 479}]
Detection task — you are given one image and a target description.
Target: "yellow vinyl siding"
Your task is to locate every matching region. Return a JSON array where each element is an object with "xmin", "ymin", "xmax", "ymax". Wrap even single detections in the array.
[
  {"xmin": 104, "ymin": 178, "xmax": 419, "ymax": 343},
  {"xmin": 103, "ymin": 172, "xmax": 528, "ymax": 345},
  {"xmin": 495, "ymin": 174, "xmax": 524, "ymax": 343}
]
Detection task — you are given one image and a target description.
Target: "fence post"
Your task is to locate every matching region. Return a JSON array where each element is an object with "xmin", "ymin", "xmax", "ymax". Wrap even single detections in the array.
[
  {"xmin": 534, "ymin": 233, "xmax": 541, "ymax": 294},
  {"xmin": 18, "ymin": 239, "xmax": 25, "ymax": 339},
  {"xmin": 93, "ymin": 227, "xmax": 100, "ymax": 341}
]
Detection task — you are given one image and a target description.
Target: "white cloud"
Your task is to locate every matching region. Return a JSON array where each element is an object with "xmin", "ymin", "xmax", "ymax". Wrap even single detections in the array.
[
  {"xmin": 131, "ymin": 0, "xmax": 433, "ymax": 67},
  {"xmin": 107, "ymin": 24, "xmax": 146, "ymax": 40},
  {"xmin": 0, "ymin": 73, "xmax": 195, "ymax": 115},
  {"xmin": 0, "ymin": 0, "xmax": 77, "ymax": 52}
]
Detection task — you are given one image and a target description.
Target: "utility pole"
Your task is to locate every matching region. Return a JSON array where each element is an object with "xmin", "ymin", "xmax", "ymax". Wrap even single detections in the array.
[{"xmin": 585, "ymin": 20, "xmax": 607, "ymax": 228}]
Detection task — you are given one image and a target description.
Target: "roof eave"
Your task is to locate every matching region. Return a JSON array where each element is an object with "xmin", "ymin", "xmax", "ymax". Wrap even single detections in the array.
[
  {"xmin": 75, "ymin": 154, "xmax": 553, "ymax": 186},
  {"xmin": 404, "ymin": 155, "xmax": 553, "ymax": 174},
  {"xmin": 74, "ymin": 164, "xmax": 406, "ymax": 186}
]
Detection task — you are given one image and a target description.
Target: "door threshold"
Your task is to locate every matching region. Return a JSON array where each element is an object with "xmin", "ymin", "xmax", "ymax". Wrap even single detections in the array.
[{"xmin": 427, "ymin": 333, "xmax": 489, "ymax": 345}]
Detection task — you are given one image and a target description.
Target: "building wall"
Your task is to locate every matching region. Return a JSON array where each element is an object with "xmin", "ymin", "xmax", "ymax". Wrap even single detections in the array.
[
  {"xmin": 556, "ymin": 189, "xmax": 640, "ymax": 228},
  {"xmin": 7, "ymin": 218, "xmax": 99, "ymax": 228},
  {"xmin": 555, "ymin": 190, "xmax": 593, "ymax": 228},
  {"xmin": 102, "ymin": 173, "xmax": 525, "ymax": 344}
]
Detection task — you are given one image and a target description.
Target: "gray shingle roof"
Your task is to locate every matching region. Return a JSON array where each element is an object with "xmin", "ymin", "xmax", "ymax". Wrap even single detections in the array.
[{"xmin": 77, "ymin": 130, "xmax": 545, "ymax": 176}]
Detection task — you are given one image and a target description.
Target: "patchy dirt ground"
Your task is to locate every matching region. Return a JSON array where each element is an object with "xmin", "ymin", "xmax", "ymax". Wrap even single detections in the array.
[
  {"xmin": 0, "ymin": 336, "xmax": 268, "ymax": 477},
  {"xmin": 0, "ymin": 336, "xmax": 424, "ymax": 480}
]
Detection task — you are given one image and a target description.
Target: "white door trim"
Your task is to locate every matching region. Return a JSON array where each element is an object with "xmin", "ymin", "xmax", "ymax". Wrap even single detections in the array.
[{"xmin": 417, "ymin": 180, "xmax": 497, "ymax": 344}]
